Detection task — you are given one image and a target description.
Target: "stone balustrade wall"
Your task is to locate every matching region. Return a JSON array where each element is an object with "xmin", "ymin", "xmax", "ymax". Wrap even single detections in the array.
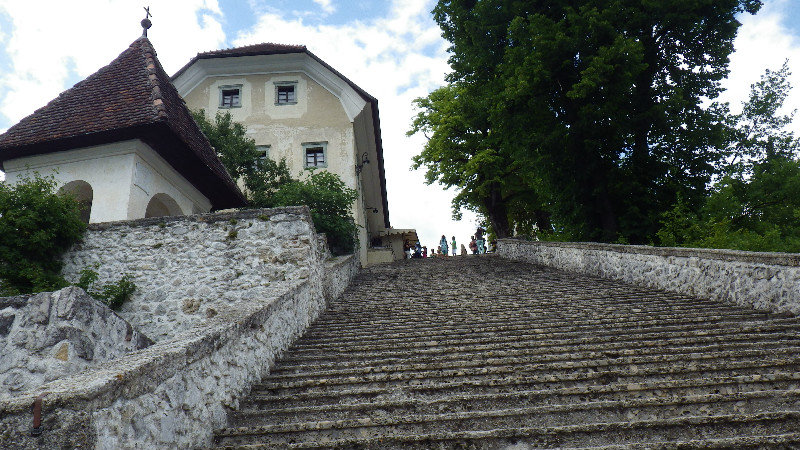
[
  {"xmin": 0, "ymin": 207, "xmax": 360, "ymax": 448},
  {"xmin": 498, "ymin": 239, "xmax": 800, "ymax": 315}
]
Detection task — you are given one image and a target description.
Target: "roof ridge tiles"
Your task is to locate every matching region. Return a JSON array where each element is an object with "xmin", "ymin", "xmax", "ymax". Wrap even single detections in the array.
[
  {"xmin": 135, "ymin": 37, "xmax": 169, "ymax": 121},
  {"xmin": 196, "ymin": 42, "xmax": 307, "ymax": 57}
]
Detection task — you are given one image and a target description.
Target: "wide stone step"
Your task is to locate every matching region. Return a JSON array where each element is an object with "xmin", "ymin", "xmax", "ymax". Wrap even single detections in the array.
[
  {"xmin": 280, "ymin": 330, "xmax": 800, "ymax": 366},
  {"xmin": 254, "ymin": 357, "xmax": 800, "ymax": 396},
  {"xmin": 321, "ymin": 296, "xmax": 736, "ymax": 316},
  {"xmin": 232, "ymin": 387, "xmax": 800, "ymax": 425},
  {"xmin": 312, "ymin": 302, "xmax": 777, "ymax": 330},
  {"xmin": 215, "ymin": 410, "xmax": 800, "ymax": 448},
  {"xmin": 215, "ymin": 257, "xmax": 800, "ymax": 448},
  {"xmin": 243, "ymin": 372, "xmax": 800, "ymax": 412},
  {"xmin": 264, "ymin": 345, "xmax": 800, "ymax": 383},
  {"xmin": 288, "ymin": 321, "xmax": 800, "ymax": 355},
  {"xmin": 274, "ymin": 336, "xmax": 800, "ymax": 374},
  {"xmin": 299, "ymin": 310, "xmax": 794, "ymax": 344},
  {"xmin": 217, "ymin": 432, "xmax": 800, "ymax": 449},
  {"xmin": 569, "ymin": 433, "xmax": 800, "ymax": 449}
]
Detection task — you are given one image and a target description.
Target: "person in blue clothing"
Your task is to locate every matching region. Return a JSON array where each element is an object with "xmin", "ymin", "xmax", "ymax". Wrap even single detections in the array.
[
  {"xmin": 475, "ymin": 227, "xmax": 486, "ymax": 254},
  {"xmin": 439, "ymin": 235, "xmax": 448, "ymax": 257}
]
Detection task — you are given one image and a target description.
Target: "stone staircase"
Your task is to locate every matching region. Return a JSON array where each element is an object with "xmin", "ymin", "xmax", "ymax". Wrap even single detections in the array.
[{"xmin": 214, "ymin": 256, "xmax": 800, "ymax": 448}]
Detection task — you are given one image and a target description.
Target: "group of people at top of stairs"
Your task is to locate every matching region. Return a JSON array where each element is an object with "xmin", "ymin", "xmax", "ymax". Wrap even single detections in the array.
[{"xmin": 405, "ymin": 227, "xmax": 495, "ymax": 259}]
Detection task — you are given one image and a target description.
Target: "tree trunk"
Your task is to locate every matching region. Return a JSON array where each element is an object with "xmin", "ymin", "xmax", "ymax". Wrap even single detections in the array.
[{"xmin": 485, "ymin": 182, "xmax": 512, "ymax": 238}]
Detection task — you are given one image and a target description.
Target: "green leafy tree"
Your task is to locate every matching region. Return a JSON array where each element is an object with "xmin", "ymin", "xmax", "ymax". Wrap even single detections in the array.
[
  {"xmin": 191, "ymin": 109, "xmax": 293, "ymax": 206},
  {"xmin": 658, "ymin": 63, "xmax": 800, "ymax": 252},
  {"xmin": 409, "ymin": 84, "xmax": 550, "ymax": 237},
  {"xmin": 272, "ymin": 170, "xmax": 359, "ymax": 256},
  {"xmin": 413, "ymin": 0, "xmax": 761, "ymax": 242},
  {"xmin": 191, "ymin": 110, "xmax": 360, "ymax": 255},
  {"xmin": 0, "ymin": 174, "xmax": 86, "ymax": 294},
  {"xmin": 725, "ymin": 60, "xmax": 799, "ymax": 175}
]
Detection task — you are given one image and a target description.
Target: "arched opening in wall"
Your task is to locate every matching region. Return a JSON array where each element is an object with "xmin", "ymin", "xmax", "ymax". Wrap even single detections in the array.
[
  {"xmin": 145, "ymin": 193, "xmax": 183, "ymax": 218},
  {"xmin": 58, "ymin": 180, "xmax": 93, "ymax": 224}
]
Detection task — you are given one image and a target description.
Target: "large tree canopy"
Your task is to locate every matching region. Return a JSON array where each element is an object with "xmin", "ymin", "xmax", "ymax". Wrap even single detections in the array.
[
  {"xmin": 658, "ymin": 63, "xmax": 800, "ymax": 253},
  {"xmin": 411, "ymin": 0, "xmax": 761, "ymax": 241}
]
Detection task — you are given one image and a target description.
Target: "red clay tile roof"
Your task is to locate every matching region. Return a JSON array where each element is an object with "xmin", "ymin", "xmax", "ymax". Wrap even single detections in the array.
[
  {"xmin": 0, "ymin": 37, "xmax": 246, "ymax": 209},
  {"xmin": 199, "ymin": 42, "xmax": 306, "ymax": 57}
]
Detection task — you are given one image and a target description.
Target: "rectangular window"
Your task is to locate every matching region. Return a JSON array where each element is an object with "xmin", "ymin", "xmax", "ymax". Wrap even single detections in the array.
[
  {"xmin": 256, "ymin": 145, "xmax": 270, "ymax": 160},
  {"xmin": 219, "ymin": 85, "xmax": 242, "ymax": 108},
  {"xmin": 275, "ymin": 82, "xmax": 298, "ymax": 105},
  {"xmin": 303, "ymin": 142, "xmax": 327, "ymax": 168}
]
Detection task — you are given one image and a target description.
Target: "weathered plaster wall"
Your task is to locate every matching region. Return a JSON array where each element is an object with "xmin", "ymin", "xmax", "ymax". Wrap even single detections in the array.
[
  {"xmin": 498, "ymin": 239, "xmax": 800, "ymax": 315},
  {"xmin": 0, "ymin": 287, "xmax": 151, "ymax": 398},
  {"xmin": 3, "ymin": 140, "xmax": 211, "ymax": 223},
  {"xmin": 0, "ymin": 207, "xmax": 360, "ymax": 449},
  {"xmin": 181, "ymin": 65, "xmax": 385, "ymax": 267}
]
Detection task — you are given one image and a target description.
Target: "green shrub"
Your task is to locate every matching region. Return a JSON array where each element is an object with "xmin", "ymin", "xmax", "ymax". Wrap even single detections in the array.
[
  {"xmin": 75, "ymin": 267, "xmax": 136, "ymax": 310},
  {"xmin": 99, "ymin": 275, "xmax": 136, "ymax": 310},
  {"xmin": 0, "ymin": 174, "xmax": 86, "ymax": 295},
  {"xmin": 272, "ymin": 170, "xmax": 359, "ymax": 256}
]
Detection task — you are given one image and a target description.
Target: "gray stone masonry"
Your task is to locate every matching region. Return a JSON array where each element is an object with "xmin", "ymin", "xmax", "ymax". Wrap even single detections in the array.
[
  {"xmin": 61, "ymin": 207, "xmax": 326, "ymax": 341},
  {"xmin": 0, "ymin": 287, "xmax": 151, "ymax": 398},
  {"xmin": 0, "ymin": 207, "xmax": 360, "ymax": 449},
  {"xmin": 214, "ymin": 256, "xmax": 800, "ymax": 448},
  {"xmin": 497, "ymin": 239, "xmax": 800, "ymax": 315}
]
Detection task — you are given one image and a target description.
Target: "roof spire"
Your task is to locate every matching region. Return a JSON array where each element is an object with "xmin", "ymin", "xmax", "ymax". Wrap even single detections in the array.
[{"xmin": 141, "ymin": 6, "xmax": 152, "ymax": 37}]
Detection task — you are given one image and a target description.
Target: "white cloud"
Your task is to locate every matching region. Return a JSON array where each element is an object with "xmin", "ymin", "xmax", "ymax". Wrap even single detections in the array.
[
  {"xmin": 721, "ymin": 0, "xmax": 800, "ymax": 133},
  {"xmin": 233, "ymin": 0, "xmax": 481, "ymax": 246},
  {"xmin": 313, "ymin": 0, "xmax": 335, "ymax": 15},
  {"xmin": 0, "ymin": 0, "xmax": 226, "ymax": 126}
]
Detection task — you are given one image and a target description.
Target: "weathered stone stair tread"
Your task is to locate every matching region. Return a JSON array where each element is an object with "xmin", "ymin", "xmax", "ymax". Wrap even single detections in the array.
[
  {"xmin": 306, "ymin": 306, "xmax": 798, "ymax": 332},
  {"xmin": 272, "ymin": 339, "xmax": 800, "ymax": 375},
  {"xmin": 255, "ymin": 356, "xmax": 800, "ymax": 395},
  {"xmin": 227, "ymin": 389, "xmax": 800, "ymax": 432},
  {"xmin": 288, "ymin": 321, "xmax": 800, "ymax": 354},
  {"xmin": 215, "ymin": 257, "xmax": 800, "ymax": 447},
  {"xmin": 215, "ymin": 410, "xmax": 800, "ymax": 447},
  {"xmin": 233, "ymin": 388, "xmax": 800, "ymax": 425},
  {"xmin": 272, "ymin": 334, "xmax": 800, "ymax": 375},
  {"xmin": 568, "ymin": 432, "xmax": 800, "ymax": 449},
  {"xmin": 280, "ymin": 331, "xmax": 800, "ymax": 365},
  {"xmin": 244, "ymin": 372, "xmax": 800, "ymax": 408},
  {"xmin": 219, "ymin": 432, "xmax": 800, "ymax": 449},
  {"xmin": 297, "ymin": 312, "xmax": 797, "ymax": 344},
  {"xmin": 262, "ymin": 345, "xmax": 800, "ymax": 382},
  {"xmin": 322, "ymin": 294, "xmax": 776, "ymax": 311},
  {"xmin": 298, "ymin": 314, "xmax": 800, "ymax": 343}
]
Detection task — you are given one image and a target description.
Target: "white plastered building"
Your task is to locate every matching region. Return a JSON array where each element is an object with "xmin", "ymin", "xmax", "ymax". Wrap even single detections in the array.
[{"xmin": 173, "ymin": 43, "xmax": 413, "ymax": 265}]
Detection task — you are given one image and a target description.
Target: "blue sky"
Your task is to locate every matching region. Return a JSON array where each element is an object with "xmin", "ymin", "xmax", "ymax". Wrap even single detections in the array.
[{"xmin": 0, "ymin": 0, "xmax": 799, "ymax": 246}]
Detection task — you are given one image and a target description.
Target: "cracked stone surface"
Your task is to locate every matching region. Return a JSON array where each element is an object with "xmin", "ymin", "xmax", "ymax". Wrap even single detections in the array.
[
  {"xmin": 215, "ymin": 255, "xmax": 800, "ymax": 448},
  {"xmin": 0, "ymin": 287, "xmax": 152, "ymax": 398}
]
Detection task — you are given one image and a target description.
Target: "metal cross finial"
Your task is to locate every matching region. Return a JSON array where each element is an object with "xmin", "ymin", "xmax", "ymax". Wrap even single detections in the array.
[{"xmin": 141, "ymin": 6, "xmax": 153, "ymax": 37}]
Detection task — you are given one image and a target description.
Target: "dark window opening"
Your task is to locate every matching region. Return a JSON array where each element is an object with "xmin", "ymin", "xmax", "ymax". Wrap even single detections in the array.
[
  {"xmin": 220, "ymin": 88, "xmax": 241, "ymax": 108},
  {"xmin": 276, "ymin": 85, "xmax": 296, "ymax": 104},
  {"xmin": 305, "ymin": 147, "xmax": 325, "ymax": 167}
]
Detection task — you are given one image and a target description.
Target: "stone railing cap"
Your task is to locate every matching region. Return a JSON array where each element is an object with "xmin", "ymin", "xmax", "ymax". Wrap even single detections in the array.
[{"xmin": 498, "ymin": 239, "xmax": 800, "ymax": 267}]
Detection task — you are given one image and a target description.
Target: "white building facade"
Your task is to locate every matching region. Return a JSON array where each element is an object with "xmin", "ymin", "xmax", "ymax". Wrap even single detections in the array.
[{"xmin": 173, "ymin": 44, "xmax": 407, "ymax": 265}]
